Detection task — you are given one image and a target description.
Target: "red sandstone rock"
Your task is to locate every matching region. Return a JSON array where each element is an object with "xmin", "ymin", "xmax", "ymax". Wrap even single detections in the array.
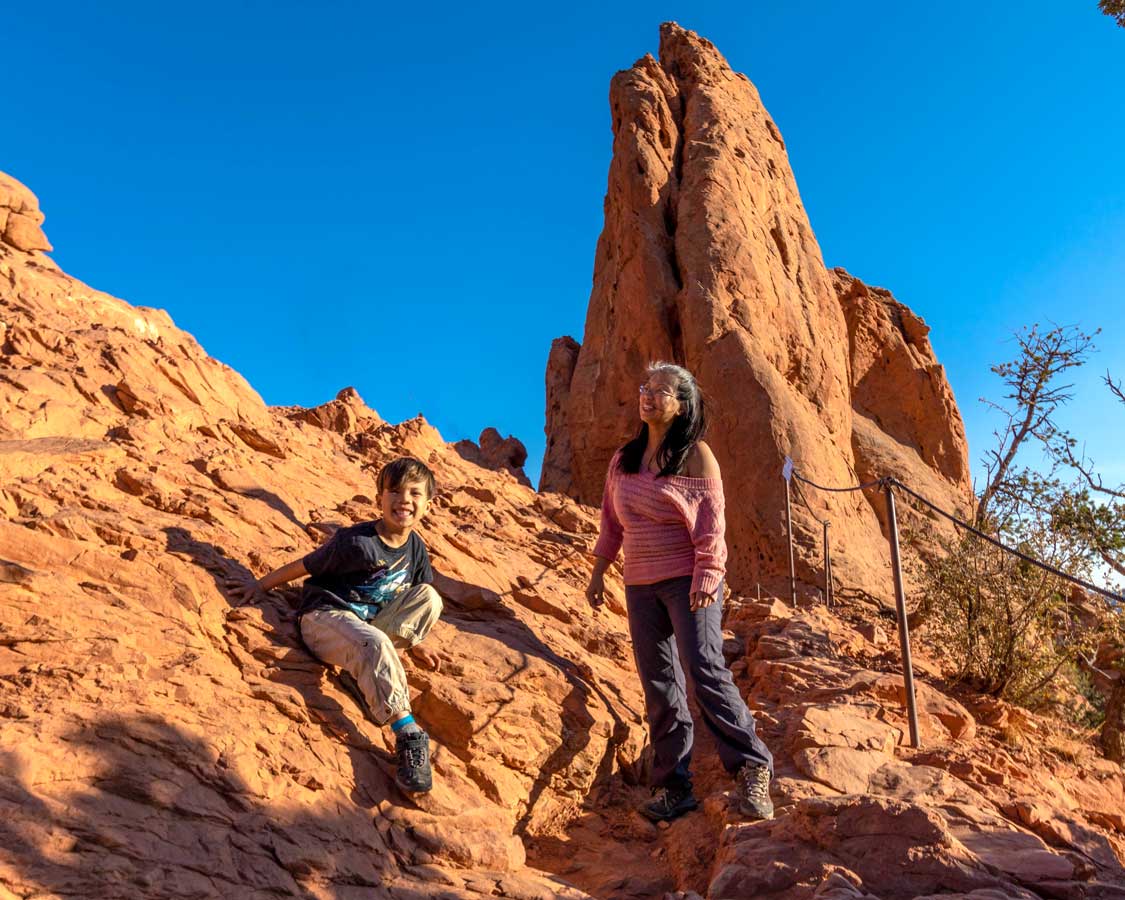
[
  {"xmin": 0, "ymin": 172, "xmax": 52, "ymax": 252},
  {"xmin": 284, "ymin": 385, "xmax": 384, "ymax": 435},
  {"xmin": 0, "ymin": 174, "xmax": 641, "ymax": 897},
  {"xmin": 833, "ymin": 269, "xmax": 969, "ymax": 495},
  {"xmin": 2, "ymin": 30, "xmax": 1123, "ymax": 897},
  {"xmin": 541, "ymin": 23, "xmax": 972, "ymax": 602},
  {"xmin": 541, "ymin": 335, "xmax": 581, "ymax": 494},
  {"xmin": 454, "ymin": 427, "xmax": 532, "ymax": 487}
]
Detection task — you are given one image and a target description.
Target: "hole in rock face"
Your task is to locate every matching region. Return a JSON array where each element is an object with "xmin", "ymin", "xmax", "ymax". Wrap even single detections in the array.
[
  {"xmin": 766, "ymin": 118, "xmax": 785, "ymax": 148},
  {"xmin": 659, "ymin": 128, "xmax": 671, "ymax": 149},
  {"xmin": 665, "ymin": 244, "xmax": 682, "ymax": 291},
  {"xmin": 770, "ymin": 222, "xmax": 791, "ymax": 272},
  {"xmin": 663, "ymin": 204, "xmax": 676, "ymax": 237},
  {"xmin": 665, "ymin": 298, "xmax": 685, "ymax": 366}
]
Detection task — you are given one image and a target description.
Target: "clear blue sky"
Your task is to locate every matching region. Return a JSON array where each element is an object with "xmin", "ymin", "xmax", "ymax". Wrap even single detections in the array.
[{"xmin": 5, "ymin": 2, "xmax": 1123, "ymax": 489}]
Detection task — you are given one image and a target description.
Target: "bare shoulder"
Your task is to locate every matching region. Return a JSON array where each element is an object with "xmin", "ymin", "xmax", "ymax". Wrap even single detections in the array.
[{"xmin": 685, "ymin": 441, "xmax": 721, "ymax": 479}]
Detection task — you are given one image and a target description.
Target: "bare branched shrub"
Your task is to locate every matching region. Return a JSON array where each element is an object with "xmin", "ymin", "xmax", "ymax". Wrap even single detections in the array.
[
  {"xmin": 917, "ymin": 323, "xmax": 1122, "ymax": 720},
  {"xmin": 901, "ymin": 318, "xmax": 1125, "ymax": 765},
  {"xmin": 922, "ymin": 512, "xmax": 1099, "ymax": 706}
]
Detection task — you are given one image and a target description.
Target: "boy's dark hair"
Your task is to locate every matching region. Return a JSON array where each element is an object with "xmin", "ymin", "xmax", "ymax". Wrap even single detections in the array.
[{"xmin": 377, "ymin": 457, "xmax": 436, "ymax": 499}]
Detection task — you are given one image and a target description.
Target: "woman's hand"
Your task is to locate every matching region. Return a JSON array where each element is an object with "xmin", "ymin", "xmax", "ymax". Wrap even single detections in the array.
[
  {"xmin": 586, "ymin": 556, "xmax": 614, "ymax": 610},
  {"xmin": 585, "ymin": 570, "xmax": 606, "ymax": 609},
  {"xmin": 690, "ymin": 590, "xmax": 717, "ymax": 612}
]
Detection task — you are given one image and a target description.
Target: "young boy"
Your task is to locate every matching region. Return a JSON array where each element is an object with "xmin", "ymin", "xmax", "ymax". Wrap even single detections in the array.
[{"xmin": 229, "ymin": 456, "xmax": 442, "ymax": 794}]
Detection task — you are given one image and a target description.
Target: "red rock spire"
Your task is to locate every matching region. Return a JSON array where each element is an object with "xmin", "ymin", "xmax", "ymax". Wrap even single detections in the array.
[{"xmin": 542, "ymin": 22, "xmax": 971, "ymax": 599}]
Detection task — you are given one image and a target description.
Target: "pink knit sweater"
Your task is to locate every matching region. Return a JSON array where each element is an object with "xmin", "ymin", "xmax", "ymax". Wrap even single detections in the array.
[{"xmin": 593, "ymin": 454, "xmax": 727, "ymax": 596}]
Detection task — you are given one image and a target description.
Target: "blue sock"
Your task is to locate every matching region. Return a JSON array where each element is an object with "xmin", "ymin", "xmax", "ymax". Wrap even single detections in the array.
[{"xmin": 391, "ymin": 714, "xmax": 415, "ymax": 734}]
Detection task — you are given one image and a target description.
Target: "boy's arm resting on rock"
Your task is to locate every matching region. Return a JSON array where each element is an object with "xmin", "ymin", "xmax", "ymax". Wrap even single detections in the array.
[
  {"xmin": 260, "ymin": 559, "xmax": 310, "ymax": 590},
  {"xmin": 226, "ymin": 559, "xmax": 309, "ymax": 605}
]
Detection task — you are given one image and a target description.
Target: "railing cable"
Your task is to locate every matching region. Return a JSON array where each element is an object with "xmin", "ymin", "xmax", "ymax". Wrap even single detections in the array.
[{"xmin": 888, "ymin": 477, "xmax": 1124, "ymax": 605}]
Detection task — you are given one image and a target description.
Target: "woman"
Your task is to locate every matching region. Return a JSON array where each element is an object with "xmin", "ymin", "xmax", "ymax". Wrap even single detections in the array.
[{"xmin": 586, "ymin": 362, "xmax": 774, "ymax": 822}]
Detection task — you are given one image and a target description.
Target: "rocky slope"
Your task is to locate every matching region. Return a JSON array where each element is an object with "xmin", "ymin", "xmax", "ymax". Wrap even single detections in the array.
[
  {"xmin": 536, "ymin": 597, "xmax": 1125, "ymax": 899},
  {"xmin": 3, "ymin": 28, "xmax": 1124, "ymax": 898},
  {"xmin": 0, "ymin": 171, "xmax": 647, "ymax": 898},
  {"xmin": 541, "ymin": 23, "xmax": 972, "ymax": 602}
]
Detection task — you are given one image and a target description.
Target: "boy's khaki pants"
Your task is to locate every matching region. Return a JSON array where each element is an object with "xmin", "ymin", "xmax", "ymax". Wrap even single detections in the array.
[{"xmin": 299, "ymin": 584, "xmax": 443, "ymax": 724}]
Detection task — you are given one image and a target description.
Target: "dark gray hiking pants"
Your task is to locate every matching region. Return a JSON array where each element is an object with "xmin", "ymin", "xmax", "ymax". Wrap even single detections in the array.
[{"xmin": 625, "ymin": 575, "xmax": 773, "ymax": 790}]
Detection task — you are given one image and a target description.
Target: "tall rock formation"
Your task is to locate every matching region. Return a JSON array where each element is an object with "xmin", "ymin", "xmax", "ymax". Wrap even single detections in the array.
[{"xmin": 542, "ymin": 23, "xmax": 972, "ymax": 599}]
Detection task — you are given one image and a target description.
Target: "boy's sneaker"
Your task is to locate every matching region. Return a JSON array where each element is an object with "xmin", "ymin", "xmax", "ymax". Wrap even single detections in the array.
[
  {"xmin": 395, "ymin": 730, "xmax": 432, "ymax": 794},
  {"xmin": 639, "ymin": 784, "xmax": 699, "ymax": 822},
  {"xmin": 735, "ymin": 763, "xmax": 774, "ymax": 820}
]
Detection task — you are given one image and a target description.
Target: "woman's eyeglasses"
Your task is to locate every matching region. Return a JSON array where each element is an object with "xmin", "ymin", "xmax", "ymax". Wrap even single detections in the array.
[{"xmin": 639, "ymin": 384, "xmax": 676, "ymax": 400}]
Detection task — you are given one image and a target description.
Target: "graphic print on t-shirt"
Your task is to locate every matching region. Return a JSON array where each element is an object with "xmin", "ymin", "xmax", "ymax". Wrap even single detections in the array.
[
  {"xmin": 299, "ymin": 521, "xmax": 433, "ymax": 619},
  {"xmin": 339, "ymin": 554, "xmax": 411, "ymax": 621},
  {"xmin": 352, "ymin": 554, "xmax": 410, "ymax": 606}
]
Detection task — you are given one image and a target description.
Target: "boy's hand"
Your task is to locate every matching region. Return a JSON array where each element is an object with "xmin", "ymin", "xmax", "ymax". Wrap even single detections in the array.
[
  {"xmin": 224, "ymin": 574, "xmax": 265, "ymax": 606},
  {"xmin": 585, "ymin": 572, "xmax": 606, "ymax": 609},
  {"xmin": 409, "ymin": 644, "xmax": 442, "ymax": 672}
]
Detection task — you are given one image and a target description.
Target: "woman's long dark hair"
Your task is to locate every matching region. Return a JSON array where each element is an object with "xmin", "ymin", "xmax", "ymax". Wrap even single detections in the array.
[{"xmin": 618, "ymin": 362, "xmax": 708, "ymax": 477}]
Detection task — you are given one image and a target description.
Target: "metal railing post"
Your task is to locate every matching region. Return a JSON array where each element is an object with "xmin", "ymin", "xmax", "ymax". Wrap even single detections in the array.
[
  {"xmin": 823, "ymin": 520, "xmax": 832, "ymax": 607},
  {"xmin": 785, "ymin": 477, "xmax": 796, "ymax": 606},
  {"xmin": 884, "ymin": 480, "xmax": 921, "ymax": 748},
  {"xmin": 783, "ymin": 467, "xmax": 1125, "ymax": 749}
]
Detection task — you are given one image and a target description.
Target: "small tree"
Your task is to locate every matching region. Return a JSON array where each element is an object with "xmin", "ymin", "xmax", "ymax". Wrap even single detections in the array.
[
  {"xmin": 922, "ymin": 324, "xmax": 1122, "ymax": 715},
  {"xmin": 975, "ymin": 323, "xmax": 1097, "ymax": 529},
  {"xmin": 1101, "ymin": 0, "xmax": 1125, "ymax": 28},
  {"xmin": 1049, "ymin": 372, "xmax": 1125, "ymax": 578},
  {"xmin": 924, "ymin": 478, "xmax": 1102, "ymax": 705},
  {"xmin": 1052, "ymin": 371, "xmax": 1125, "ymax": 760}
]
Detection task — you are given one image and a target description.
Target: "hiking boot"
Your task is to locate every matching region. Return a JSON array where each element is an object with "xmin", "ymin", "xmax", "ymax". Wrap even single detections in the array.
[
  {"xmin": 639, "ymin": 784, "xmax": 698, "ymax": 822},
  {"xmin": 735, "ymin": 763, "xmax": 774, "ymax": 820},
  {"xmin": 395, "ymin": 730, "xmax": 432, "ymax": 794}
]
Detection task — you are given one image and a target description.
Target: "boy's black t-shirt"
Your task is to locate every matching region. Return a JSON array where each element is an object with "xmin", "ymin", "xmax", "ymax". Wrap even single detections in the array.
[{"xmin": 298, "ymin": 520, "xmax": 433, "ymax": 620}]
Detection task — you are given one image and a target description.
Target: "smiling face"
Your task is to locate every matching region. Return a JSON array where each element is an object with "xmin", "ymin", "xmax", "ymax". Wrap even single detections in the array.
[
  {"xmin": 380, "ymin": 477, "xmax": 431, "ymax": 534},
  {"xmin": 639, "ymin": 372, "xmax": 682, "ymax": 428}
]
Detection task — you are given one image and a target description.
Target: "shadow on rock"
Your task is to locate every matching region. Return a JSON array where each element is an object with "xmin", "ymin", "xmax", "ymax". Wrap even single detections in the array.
[
  {"xmin": 162, "ymin": 525, "xmax": 397, "ymax": 810},
  {"xmin": 430, "ymin": 570, "xmax": 641, "ymax": 839},
  {"xmin": 0, "ymin": 714, "xmax": 427, "ymax": 899}
]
